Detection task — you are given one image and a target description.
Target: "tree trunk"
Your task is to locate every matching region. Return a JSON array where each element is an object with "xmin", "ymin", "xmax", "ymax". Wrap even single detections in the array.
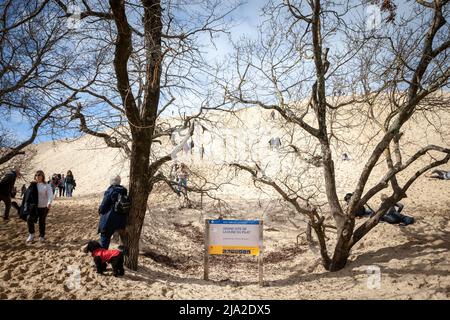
[
  {"xmin": 109, "ymin": 0, "xmax": 161, "ymax": 271},
  {"xmin": 329, "ymin": 216, "xmax": 354, "ymax": 271},
  {"xmin": 311, "ymin": 223, "xmax": 331, "ymax": 270},
  {"xmin": 121, "ymin": 218, "xmax": 142, "ymax": 270},
  {"xmin": 121, "ymin": 135, "xmax": 151, "ymax": 270}
]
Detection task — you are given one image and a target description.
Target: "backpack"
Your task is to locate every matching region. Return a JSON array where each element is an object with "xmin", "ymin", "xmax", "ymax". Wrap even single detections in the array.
[
  {"xmin": 20, "ymin": 184, "xmax": 38, "ymax": 222},
  {"xmin": 114, "ymin": 193, "xmax": 131, "ymax": 215}
]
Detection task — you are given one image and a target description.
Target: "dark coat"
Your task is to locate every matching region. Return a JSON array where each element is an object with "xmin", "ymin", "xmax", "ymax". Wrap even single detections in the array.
[
  {"xmin": 65, "ymin": 174, "xmax": 75, "ymax": 186},
  {"xmin": 20, "ymin": 182, "xmax": 38, "ymax": 221},
  {"xmin": 98, "ymin": 185, "xmax": 128, "ymax": 234},
  {"xmin": 0, "ymin": 170, "xmax": 17, "ymax": 196}
]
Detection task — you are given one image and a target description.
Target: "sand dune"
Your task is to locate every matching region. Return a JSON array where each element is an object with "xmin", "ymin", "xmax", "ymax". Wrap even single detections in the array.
[
  {"xmin": 1, "ymin": 105, "xmax": 449, "ymax": 300},
  {"xmin": 0, "ymin": 189, "xmax": 449, "ymax": 299}
]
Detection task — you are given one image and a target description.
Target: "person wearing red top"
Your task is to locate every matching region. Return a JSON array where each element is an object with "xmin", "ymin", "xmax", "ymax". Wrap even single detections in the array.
[{"xmin": 84, "ymin": 240, "xmax": 125, "ymax": 276}]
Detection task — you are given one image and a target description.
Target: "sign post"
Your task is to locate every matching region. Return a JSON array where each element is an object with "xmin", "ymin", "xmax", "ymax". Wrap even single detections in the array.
[
  {"xmin": 203, "ymin": 219, "xmax": 264, "ymax": 287},
  {"xmin": 204, "ymin": 219, "xmax": 210, "ymax": 281},
  {"xmin": 258, "ymin": 220, "xmax": 264, "ymax": 287}
]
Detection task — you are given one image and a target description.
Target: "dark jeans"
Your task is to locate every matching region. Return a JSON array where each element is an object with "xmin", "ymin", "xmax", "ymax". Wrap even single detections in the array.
[
  {"xmin": 382, "ymin": 212, "xmax": 403, "ymax": 224},
  {"xmin": 0, "ymin": 193, "xmax": 11, "ymax": 219},
  {"xmin": 28, "ymin": 208, "xmax": 48, "ymax": 237},
  {"xmin": 382, "ymin": 211, "xmax": 414, "ymax": 225},
  {"xmin": 100, "ymin": 231, "xmax": 113, "ymax": 249},
  {"xmin": 59, "ymin": 187, "xmax": 65, "ymax": 197}
]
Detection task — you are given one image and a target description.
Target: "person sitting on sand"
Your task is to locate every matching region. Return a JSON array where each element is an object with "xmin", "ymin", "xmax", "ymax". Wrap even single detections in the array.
[
  {"xmin": 344, "ymin": 192, "xmax": 373, "ymax": 217},
  {"xmin": 98, "ymin": 175, "xmax": 128, "ymax": 249},
  {"xmin": 427, "ymin": 169, "xmax": 450, "ymax": 180},
  {"xmin": 341, "ymin": 153, "xmax": 351, "ymax": 161},
  {"xmin": 379, "ymin": 194, "xmax": 414, "ymax": 226}
]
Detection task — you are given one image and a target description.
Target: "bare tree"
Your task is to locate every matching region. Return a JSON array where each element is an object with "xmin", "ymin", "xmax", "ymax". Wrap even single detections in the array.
[
  {"xmin": 53, "ymin": 0, "xmax": 238, "ymax": 270},
  {"xmin": 226, "ymin": 0, "xmax": 449, "ymax": 271},
  {"xmin": 0, "ymin": 129, "xmax": 36, "ymax": 180},
  {"xmin": 0, "ymin": 0, "xmax": 87, "ymax": 165}
]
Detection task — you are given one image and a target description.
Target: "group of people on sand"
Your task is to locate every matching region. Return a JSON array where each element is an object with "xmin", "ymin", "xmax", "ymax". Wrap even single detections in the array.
[
  {"xmin": 0, "ymin": 166, "xmax": 127, "ymax": 248},
  {"xmin": 0, "ymin": 167, "xmax": 128, "ymax": 276},
  {"xmin": 47, "ymin": 171, "xmax": 76, "ymax": 197},
  {"xmin": 0, "ymin": 168, "xmax": 76, "ymax": 242},
  {"xmin": 0, "ymin": 163, "xmax": 181, "ymax": 239},
  {"xmin": 0, "ymin": 168, "xmax": 53, "ymax": 242},
  {"xmin": 343, "ymin": 192, "xmax": 415, "ymax": 226},
  {"xmin": 1, "ymin": 162, "xmax": 448, "ymax": 277},
  {"xmin": 18, "ymin": 171, "xmax": 77, "ymax": 199}
]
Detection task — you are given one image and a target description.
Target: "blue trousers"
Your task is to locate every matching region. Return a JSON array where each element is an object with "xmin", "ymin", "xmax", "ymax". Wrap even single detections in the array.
[
  {"xmin": 100, "ymin": 232, "xmax": 113, "ymax": 249},
  {"xmin": 65, "ymin": 184, "xmax": 74, "ymax": 197}
]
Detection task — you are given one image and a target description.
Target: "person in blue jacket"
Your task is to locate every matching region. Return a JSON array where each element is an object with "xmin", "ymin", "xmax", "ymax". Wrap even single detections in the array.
[{"xmin": 98, "ymin": 175, "xmax": 128, "ymax": 249}]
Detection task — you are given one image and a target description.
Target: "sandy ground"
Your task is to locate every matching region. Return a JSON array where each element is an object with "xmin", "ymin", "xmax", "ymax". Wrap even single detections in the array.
[
  {"xmin": 1, "ymin": 104, "xmax": 449, "ymax": 300},
  {"xmin": 0, "ymin": 182, "xmax": 449, "ymax": 300}
]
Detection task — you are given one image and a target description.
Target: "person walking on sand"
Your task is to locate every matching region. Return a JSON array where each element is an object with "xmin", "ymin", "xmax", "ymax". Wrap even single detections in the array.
[
  {"xmin": 0, "ymin": 167, "xmax": 21, "ymax": 221},
  {"xmin": 26, "ymin": 170, "xmax": 53, "ymax": 242},
  {"xmin": 65, "ymin": 170, "xmax": 76, "ymax": 197},
  {"xmin": 50, "ymin": 174, "xmax": 59, "ymax": 196},
  {"xmin": 98, "ymin": 175, "xmax": 128, "ymax": 249},
  {"xmin": 58, "ymin": 174, "xmax": 65, "ymax": 197},
  {"xmin": 176, "ymin": 163, "xmax": 190, "ymax": 196},
  {"xmin": 169, "ymin": 161, "xmax": 180, "ymax": 184}
]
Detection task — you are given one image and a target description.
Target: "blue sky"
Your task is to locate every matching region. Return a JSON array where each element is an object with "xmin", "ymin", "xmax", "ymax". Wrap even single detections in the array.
[
  {"xmin": 1, "ymin": 0, "xmax": 267, "ymax": 144},
  {"xmin": 0, "ymin": 0, "xmax": 438, "ymax": 144}
]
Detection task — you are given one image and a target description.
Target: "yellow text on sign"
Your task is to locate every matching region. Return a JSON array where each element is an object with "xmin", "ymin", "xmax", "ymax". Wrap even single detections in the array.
[{"xmin": 209, "ymin": 245, "xmax": 260, "ymax": 256}]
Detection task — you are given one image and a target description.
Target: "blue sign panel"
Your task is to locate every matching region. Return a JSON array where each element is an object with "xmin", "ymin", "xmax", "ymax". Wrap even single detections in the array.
[{"xmin": 209, "ymin": 219, "xmax": 260, "ymax": 225}]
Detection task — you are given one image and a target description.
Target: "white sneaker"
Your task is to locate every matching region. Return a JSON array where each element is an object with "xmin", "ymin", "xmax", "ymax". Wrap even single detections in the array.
[
  {"xmin": 26, "ymin": 234, "xmax": 35, "ymax": 242},
  {"xmin": 39, "ymin": 237, "xmax": 45, "ymax": 242}
]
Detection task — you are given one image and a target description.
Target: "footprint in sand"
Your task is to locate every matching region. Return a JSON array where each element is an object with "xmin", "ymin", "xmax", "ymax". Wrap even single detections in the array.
[
  {"xmin": 0, "ymin": 270, "xmax": 12, "ymax": 281},
  {"xmin": 17, "ymin": 262, "xmax": 29, "ymax": 272},
  {"xmin": 15, "ymin": 275, "xmax": 25, "ymax": 281},
  {"xmin": 6, "ymin": 256, "xmax": 23, "ymax": 266}
]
